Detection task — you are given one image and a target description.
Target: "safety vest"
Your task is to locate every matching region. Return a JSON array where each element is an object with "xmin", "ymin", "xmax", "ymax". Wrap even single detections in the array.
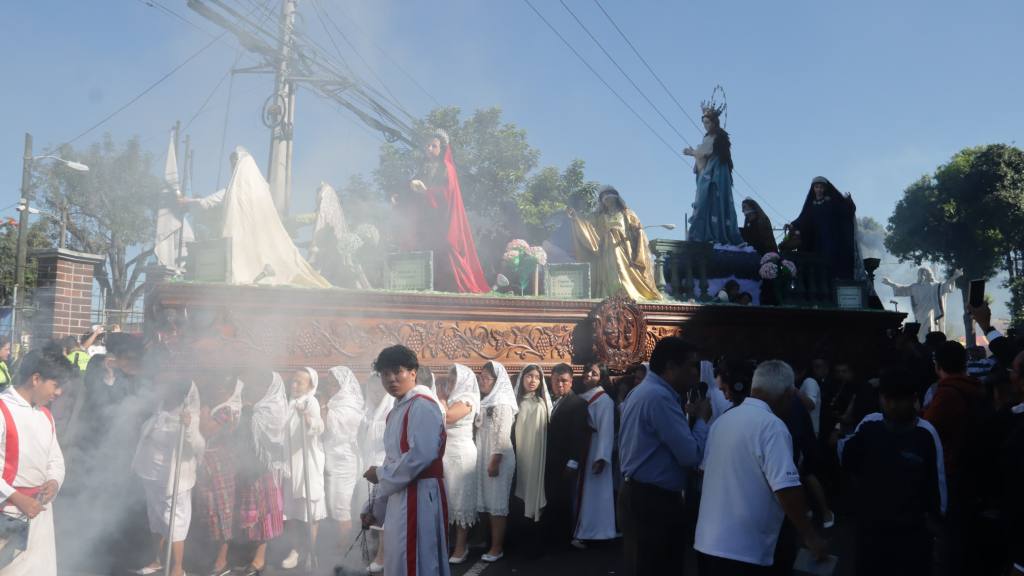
[
  {"xmin": 66, "ymin": 350, "xmax": 90, "ymax": 373},
  {"xmin": 0, "ymin": 361, "xmax": 10, "ymax": 388}
]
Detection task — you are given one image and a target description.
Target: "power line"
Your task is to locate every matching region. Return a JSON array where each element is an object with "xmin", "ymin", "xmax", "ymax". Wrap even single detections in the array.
[
  {"xmin": 521, "ymin": 0, "xmax": 691, "ymax": 167},
  {"xmin": 559, "ymin": 0, "xmax": 692, "ymax": 148},
  {"xmin": 184, "ymin": 64, "xmax": 234, "ymax": 131},
  {"xmin": 589, "ymin": 0, "xmax": 786, "ymax": 221},
  {"xmin": 60, "ymin": 32, "xmax": 226, "ymax": 147},
  {"xmin": 328, "ymin": 3, "xmax": 442, "ymax": 109},
  {"xmin": 304, "ymin": 0, "xmax": 417, "ymax": 124},
  {"xmin": 591, "ymin": 0, "xmax": 703, "ymax": 134},
  {"xmin": 133, "ymin": 0, "xmax": 217, "ymax": 38}
]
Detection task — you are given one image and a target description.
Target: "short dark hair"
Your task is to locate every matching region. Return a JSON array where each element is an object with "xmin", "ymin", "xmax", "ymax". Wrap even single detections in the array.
[
  {"xmin": 372, "ymin": 345, "xmax": 419, "ymax": 373},
  {"xmin": 924, "ymin": 331, "xmax": 947, "ymax": 350},
  {"xmin": 582, "ymin": 361, "xmax": 610, "ymax": 389},
  {"xmin": 649, "ymin": 336, "xmax": 697, "ymax": 375},
  {"xmin": 878, "ymin": 365, "xmax": 917, "ymax": 399},
  {"xmin": 62, "ymin": 336, "xmax": 79, "ymax": 350},
  {"xmin": 935, "ymin": 341, "xmax": 967, "ymax": 375},
  {"xmin": 551, "ymin": 363, "xmax": 573, "ymax": 378},
  {"xmin": 724, "ymin": 280, "xmax": 740, "ymax": 292},
  {"xmin": 0, "ymin": 335, "xmax": 10, "ymax": 349},
  {"xmin": 16, "ymin": 350, "xmax": 74, "ymax": 388}
]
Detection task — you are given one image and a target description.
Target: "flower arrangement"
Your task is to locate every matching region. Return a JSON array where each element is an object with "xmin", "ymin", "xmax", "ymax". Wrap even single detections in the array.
[
  {"xmin": 502, "ymin": 239, "xmax": 547, "ymax": 294},
  {"xmin": 337, "ymin": 232, "xmax": 364, "ymax": 255},
  {"xmin": 759, "ymin": 252, "xmax": 797, "ymax": 280},
  {"xmin": 354, "ymin": 223, "xmax": 380, "ymax": 246}
]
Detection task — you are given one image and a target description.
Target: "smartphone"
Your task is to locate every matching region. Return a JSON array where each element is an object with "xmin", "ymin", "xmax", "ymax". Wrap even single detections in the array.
[{"xmin": 968, "ymin": 279, "xmax": 985, "ymax": 309}]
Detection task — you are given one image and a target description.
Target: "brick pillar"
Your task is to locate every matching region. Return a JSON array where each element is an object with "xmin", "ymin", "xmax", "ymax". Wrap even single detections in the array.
[{"xmin": 31, "ymin": 248, "xmax": 105, "ymax": 343}]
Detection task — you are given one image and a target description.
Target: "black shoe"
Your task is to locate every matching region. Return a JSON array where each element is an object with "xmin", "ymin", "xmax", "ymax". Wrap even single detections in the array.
[{"xmin": 241, "ymin": 566, "xmax": 263, "ymax": 576}]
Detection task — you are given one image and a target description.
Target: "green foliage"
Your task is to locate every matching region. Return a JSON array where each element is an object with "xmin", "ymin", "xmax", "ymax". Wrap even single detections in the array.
[
  {"xmin": 886, "ymin": 144, "xmax": 1024, "ymax": 326},
  {"xmin": 36, "ymin": 134, "xmax": 162, "ymax": 314},
  {"xmin": 520, "ymin": 160, "xmax": 599, "ymax": 242},
  {"xmin": 369, "ymin": 106, "xmax": 595, "ymax": 276},
  {"xmin": 0, "ymin": 220, "xmax": 54, "ymax": 306}
]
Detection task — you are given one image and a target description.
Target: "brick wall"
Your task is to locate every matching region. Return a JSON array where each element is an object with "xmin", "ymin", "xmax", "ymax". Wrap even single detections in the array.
[{"xmin": 31, "ymin": 249, "xmax": 104, "ymax": 343}]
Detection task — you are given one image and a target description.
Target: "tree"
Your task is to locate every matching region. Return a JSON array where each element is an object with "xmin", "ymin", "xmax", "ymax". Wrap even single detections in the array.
[
  {"xmin": 519, "ymin": 160, "xmax": 599, "ymax": 243},
  {"xmin": 36, "ymin": 134, "xmax": 162, "ymax": 321},
  {"xmin": 886, "ymin": 144, "xmax": 1024, "ymax": 337},
  {"xmin": 0, "ymin": 220, "xmax": 54, "ymax": 306},
  {"xmin": 375, "ymin": 107, "xmax": 540, "ymax": 273}
]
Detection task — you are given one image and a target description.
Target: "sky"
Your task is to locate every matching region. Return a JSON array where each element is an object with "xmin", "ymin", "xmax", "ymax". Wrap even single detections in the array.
[{"xmin": 1, "ymin": 0, "xmax": 1021, "ymax": 326}]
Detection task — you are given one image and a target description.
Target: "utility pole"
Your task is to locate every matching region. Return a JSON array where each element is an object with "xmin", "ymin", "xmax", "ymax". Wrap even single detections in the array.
[
  {"xmin": 266, "ymin": 0, "xmax": 298, "ymax": 216},
  {"xmin": 14, "ymin": 133, "xmax": 33, "ymax": 296},
  {"xmin": 12, "ymin": 133, "xmax": 33, "ymax": 351}
]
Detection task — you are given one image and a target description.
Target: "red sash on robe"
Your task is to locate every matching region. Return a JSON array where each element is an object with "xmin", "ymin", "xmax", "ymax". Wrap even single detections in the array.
[
  {"xmin": 0, "ymin": 397, "xmax": 55, "ymax": 502},
  {"xmin": 398, "ymin": 394, "xmax": 448, "ymax": 576}
]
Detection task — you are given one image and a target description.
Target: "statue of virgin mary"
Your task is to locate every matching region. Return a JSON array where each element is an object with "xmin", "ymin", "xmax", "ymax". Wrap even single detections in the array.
[{"xmin": 683, "ymin": 91, "xmax": 742, "ymax": 246}]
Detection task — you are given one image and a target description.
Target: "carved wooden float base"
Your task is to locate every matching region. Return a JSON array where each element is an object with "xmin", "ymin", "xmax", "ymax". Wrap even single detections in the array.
[{"xmin": 146, "ymin": 283, "xmax": 905, "ymax": 378}]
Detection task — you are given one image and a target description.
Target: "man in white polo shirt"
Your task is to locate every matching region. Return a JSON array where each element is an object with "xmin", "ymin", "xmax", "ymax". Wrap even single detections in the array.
[{"xmin": 695, "ymin": 360, "xmax": 827, "ymax": 575}]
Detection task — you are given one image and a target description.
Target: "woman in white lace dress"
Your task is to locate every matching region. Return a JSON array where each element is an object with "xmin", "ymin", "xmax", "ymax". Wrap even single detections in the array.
[
  {"xmin": 437, "ymin": 364, "xmax": 480, "ymax": 563},
  {"xmin": 475, "ymin": 361, "xmax": 518, "ymax": 562}
]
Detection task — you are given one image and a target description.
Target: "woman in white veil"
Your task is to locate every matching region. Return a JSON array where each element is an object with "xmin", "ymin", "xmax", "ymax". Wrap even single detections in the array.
[
  {"xmin": 323, "ymin": 366, "xmax": 365, "ymax": 546},
  {"xmin": 513, "ymin": 364, "xmax": 552, "ymax": 525},
  {"xmin": 438, "ymin": 364, "xmax": 480, "ymax": 563},
  {"xmin": 475, "ymin": 361, "xmax": 518, "ymax": 562}
]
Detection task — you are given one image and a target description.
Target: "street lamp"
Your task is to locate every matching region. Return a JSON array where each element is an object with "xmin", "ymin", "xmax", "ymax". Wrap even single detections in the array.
[{"xmin": 11, "ymin": 132, "xmax": 90, "ymax": 352}]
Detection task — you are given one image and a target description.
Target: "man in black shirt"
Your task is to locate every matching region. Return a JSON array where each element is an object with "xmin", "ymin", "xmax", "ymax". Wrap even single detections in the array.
[{"xmin": 838, "ymin": 365, "xmax": 945, "ymax": 576}]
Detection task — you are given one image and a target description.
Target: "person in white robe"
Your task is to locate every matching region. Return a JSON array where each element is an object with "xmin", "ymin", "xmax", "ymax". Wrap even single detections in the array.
[
  {"xmin": 180, "ymin": 147, "xmax": 330, "ymax": 288},
  {"xmin": 513, "ymin": 364, "xmax": 552, "ymax": 525},
  {"xmin": 360, "ymin": 372, "xmax": 395, "ymax": 573},
  {"xmin": 309, "ymin": 183, "xmax": 371, "ymax": 288},
  {"xmin": 573, "ymin": 362, "xmax": 617, "ymax": 544},
  {"xmin": 154, "ymin": 130, "xmax": 194, "ymax": 273},
  {"xmin": 132, "ymin": 379, "xmax": 204, "ymax": 576},
  {"xmin": 0, "ymin": 351, "xmax": 72, "ymax": 576},
  {"xmin": 437, "ymin": 364, "xmax": 479, "ymax": 563},
  {"xmin": 883, "ymin": 267, "xmax": 963, "ymax": 340},
  {"xmin": 323, "ymin": 366, "xmax": 364, "ymax": 547},
  {"xmin": 281, "ymin": 367, "xmax": 326, "ymax": 570},
  {"xmin": 362, "ymin": 345, "xmax": 450, "ymax": 576},
  {"xmin": 475, "ymin": 361, "xmax": 518, "ymax": 562}
]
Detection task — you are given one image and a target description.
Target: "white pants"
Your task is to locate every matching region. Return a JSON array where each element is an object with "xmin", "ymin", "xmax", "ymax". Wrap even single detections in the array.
[
  {"xmin": 284, "ymin": 481, "xmax": 327, "ymax": 523},
  {"xmin": 143, "ymin": 480, "xmax": 192, "ymax": 542}
]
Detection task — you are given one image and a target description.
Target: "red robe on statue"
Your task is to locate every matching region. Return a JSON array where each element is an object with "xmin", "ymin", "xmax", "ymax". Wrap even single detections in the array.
[{"xmin": 423, "ymin": 147, "xmax": 489, "ymax": 293}]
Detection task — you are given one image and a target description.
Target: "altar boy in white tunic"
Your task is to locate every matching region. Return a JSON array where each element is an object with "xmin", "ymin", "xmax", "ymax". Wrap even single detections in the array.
[
  {"xmin": 573, "ymin": 362, "xmax": 617, "ymax": 544},
  {"xmin": 0, "ymin": 350, "xmax": 73, "ymax": 576},
  {"xmin": 362, "ymin": 345, "xmax": 450, "ymax": 576}
]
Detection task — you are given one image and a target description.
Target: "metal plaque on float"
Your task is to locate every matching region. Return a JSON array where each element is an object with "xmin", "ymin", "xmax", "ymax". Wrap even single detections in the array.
[
  {"xmin": 388, "ymin": 251, "xmax": 434, "ymax": 291},
  {"xmin": 834, "ymin": 281, "xmax": 866, "ymax": 309},
  {"xmin": 187, "ymin": 238, "xmax": 232, "ymax": 283},
  {"xmin": 544, "ymin": 263, "xmax": 591, "ymax": 299}
]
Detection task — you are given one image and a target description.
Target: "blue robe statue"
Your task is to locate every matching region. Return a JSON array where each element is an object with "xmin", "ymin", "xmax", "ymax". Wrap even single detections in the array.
[{"xmin": 687, "ymin": 132, "xmax": 742, "ymax": 245}]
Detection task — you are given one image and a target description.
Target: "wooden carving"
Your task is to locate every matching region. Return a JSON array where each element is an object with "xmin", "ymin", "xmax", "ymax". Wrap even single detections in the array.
[{"xmin": 591, "ymin": 293, "xmax": 647, "ymax": 372}]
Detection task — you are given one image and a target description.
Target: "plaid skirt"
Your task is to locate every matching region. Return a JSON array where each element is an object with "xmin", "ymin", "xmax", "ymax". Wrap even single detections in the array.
[
  {"xmin": 237, "ymin": 471, "xmax": 284, "ymax": 542},
  {"xmin": 197, "ymin": 447, "xmax": 237, "ymax": 541}
]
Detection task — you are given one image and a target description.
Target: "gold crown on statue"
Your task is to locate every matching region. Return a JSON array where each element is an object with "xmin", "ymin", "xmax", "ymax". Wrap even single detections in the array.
[{"xmin": 700, "ymin": 85, "xmax": 728, "ymax": 124}]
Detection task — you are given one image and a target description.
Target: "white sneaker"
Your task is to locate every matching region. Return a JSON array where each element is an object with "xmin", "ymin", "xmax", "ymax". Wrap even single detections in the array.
[
  {"xmin": 281, "ymin": 549, "xmax": 299, "ymax": 570},
  {"xmin": 367, "ymin": 561, "xmax": 384, "ymax": 574}
]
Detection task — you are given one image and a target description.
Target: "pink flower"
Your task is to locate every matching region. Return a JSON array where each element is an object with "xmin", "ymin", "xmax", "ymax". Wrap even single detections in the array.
[
  {"xmin": 759, "ymin": 262, "xmax": 779, "ymax": 280},
  {"xmin": 506, "ymin": 239, "xmax": 530, "ymax": 251},
  {"xmin": 781, "ymin": 260, "xmax": 797, "ymax": 277},
  {"xmin": 502, "ymin": 250, "xmax": 520, "ymax": 263},
  {"xmin": 760, "ymin": 252, "xmax": 780, "ymax": 265}
]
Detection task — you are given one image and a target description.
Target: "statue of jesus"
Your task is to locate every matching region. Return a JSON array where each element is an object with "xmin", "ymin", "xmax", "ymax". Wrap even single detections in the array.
[{"xmin": 882, "ymin": 267, "xmax": 963, "ymax": 338}]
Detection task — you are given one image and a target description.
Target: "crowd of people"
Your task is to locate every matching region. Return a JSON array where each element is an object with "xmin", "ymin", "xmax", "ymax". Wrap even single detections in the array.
[{"xmin": 0, "ymin": 298, "xmax": 1021, "ymax": 576}]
